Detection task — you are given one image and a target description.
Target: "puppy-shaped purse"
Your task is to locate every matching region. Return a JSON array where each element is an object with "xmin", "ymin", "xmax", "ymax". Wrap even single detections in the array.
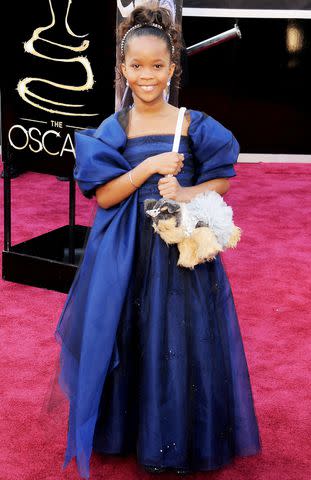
[
  {"xmin": 144, "ymin": 106, "xmax": 242, "ymax": 268},
  {"xmin": 144, "ymin": 190, "xmax": 241, "ymax": 269}
]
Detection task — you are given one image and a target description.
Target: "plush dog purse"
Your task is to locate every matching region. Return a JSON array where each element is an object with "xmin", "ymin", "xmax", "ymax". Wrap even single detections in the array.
[{"xmin": 144, "ymin": 107, "xmax": 242, "ymax": 269}]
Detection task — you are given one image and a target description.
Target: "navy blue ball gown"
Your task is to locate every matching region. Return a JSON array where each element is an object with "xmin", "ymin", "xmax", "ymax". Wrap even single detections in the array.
[{"xmin": 55, "ymin": 108, "xmax": 262, "ymax": 479}]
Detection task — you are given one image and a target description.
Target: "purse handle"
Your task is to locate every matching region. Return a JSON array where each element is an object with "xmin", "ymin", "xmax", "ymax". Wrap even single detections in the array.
[
  {"xmin": 165, "ymin": 107, "xmax": 186, "ymax": 179},
  {"xmin": 172, "ymin": 107, "xmax": 187, "ymax": 153}
]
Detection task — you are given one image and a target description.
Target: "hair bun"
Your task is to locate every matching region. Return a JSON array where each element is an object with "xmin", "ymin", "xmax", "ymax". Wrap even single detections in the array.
[{"xmin": 131, "ymin": 3, "xmax": 173, "ymax": 31}]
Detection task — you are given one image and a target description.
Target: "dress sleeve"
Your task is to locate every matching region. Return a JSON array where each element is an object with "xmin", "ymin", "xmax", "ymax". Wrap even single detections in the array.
[
  {"xmin": 188, "ymin": 110, "xmax": 240, "ymax": 185},
  {"xmin": 73, "ymin": 127, "xmax": 128, "ymax": 199}
]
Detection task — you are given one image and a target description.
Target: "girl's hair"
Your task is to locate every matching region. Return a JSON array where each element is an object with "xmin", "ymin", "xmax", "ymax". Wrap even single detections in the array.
[{"xmin": 115, "ymin": 2, "xmax": 183, "ymax": 92}]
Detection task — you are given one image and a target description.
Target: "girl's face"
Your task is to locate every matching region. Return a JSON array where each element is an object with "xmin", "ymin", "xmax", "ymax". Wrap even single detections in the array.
[{"xmin": 121, "ymin": 34, "xmax": 175, "ymax": 105}]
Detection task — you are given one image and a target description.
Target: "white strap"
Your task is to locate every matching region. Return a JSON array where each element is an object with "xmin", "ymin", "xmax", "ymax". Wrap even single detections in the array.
[
  {"xmin": 172, "ymin": 107, "xmax": 187, "ymax": 152},
  {"xmin": 164, "ymin": 107, "xmax": 186, "ymax": 179}
]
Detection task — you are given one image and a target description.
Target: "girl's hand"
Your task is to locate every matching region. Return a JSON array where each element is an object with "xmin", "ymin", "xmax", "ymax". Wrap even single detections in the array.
[
  {"xmin": 147, "ymin": 152, "xmax": 184, "ymax": 176},
  {"xmin": 158, "ymin": 177, "xmax": 192, "ymax": 202}
]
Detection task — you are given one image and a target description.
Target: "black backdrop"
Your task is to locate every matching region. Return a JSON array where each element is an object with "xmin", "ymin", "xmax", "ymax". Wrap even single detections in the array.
[
  {"xmin": 2, "ymin": 0, "xmax": 311, "ymax": 173},
  {"xmin": 180, "ymin": 2, "xmax": 311, "ymax": 153}
]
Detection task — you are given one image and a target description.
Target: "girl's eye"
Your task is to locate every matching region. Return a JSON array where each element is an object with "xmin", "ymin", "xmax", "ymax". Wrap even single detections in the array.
[{"xmin": 131, "ymin": 64, "xmax": 163, "ymax": 69}]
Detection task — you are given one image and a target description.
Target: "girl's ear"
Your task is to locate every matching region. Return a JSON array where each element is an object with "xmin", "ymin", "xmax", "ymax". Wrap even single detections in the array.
[{"xmin": 169, "ymin": 62, "xmax": 176, "ymax": 78}]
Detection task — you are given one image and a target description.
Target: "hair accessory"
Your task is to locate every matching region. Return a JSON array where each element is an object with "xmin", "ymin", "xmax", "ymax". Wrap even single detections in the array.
[{"xmin": 120, "ymin": 23, "xmax": 175, "ymax": 59}]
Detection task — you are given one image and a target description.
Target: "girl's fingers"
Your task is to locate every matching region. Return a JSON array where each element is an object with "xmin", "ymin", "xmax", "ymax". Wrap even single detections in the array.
[{"xmin": 159, "ymin": 176, "xmax": 172, "ymax": 184}]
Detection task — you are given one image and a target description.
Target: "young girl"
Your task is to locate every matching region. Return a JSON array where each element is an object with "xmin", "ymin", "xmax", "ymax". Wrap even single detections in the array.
[{"xmin": 55, "ymin": 4, "xmax": 262, "ymax": 479}]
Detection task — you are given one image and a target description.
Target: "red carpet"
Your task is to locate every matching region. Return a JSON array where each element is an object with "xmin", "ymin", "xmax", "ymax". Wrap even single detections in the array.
[{"xmin": 1, "ymin": 162, "xmax": 310, "ymax": 479}]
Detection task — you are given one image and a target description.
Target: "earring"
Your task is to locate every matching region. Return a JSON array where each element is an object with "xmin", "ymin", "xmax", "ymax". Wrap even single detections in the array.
[
  {"xmin": 164, "ymin": 79, "xmax": 171, "ymax": 102},
  {"xmin": 126, "ymin": 79, "xmax": 129, "ymax": 87}
]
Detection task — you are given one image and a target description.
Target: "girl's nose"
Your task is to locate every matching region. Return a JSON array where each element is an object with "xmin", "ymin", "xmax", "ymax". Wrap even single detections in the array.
[
  {"xmin": 140, "ymin": 75, "xmax": 155, "ymax": 81},
  {"xmin": 140, "ymin": 68, "xmax": 156, "ymax": 78}
]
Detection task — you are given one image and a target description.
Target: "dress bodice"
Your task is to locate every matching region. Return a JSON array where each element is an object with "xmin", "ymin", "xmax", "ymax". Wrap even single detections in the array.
[{"xmin": 122, "ymin": 134, "xmax": 196, "ymax": 204}]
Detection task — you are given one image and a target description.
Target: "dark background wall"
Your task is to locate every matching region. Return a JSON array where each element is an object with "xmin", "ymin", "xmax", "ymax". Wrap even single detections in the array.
[
  {"xmin": 180, "ymin": 14, "xmax": 311, "ymax": 154},
  {"xmin": 181, "ymin": 1, "xmax": 311, "ymax": 153}
]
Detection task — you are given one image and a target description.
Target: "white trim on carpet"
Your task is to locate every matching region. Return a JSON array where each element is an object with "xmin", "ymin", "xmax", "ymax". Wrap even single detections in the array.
[
  {"xmin": 238, "ymin": 154, "xmax": 311, "ymax": 163},
  {"xmin": 183, "ymin": 8, "xmax": 311, "ymax": 19}
]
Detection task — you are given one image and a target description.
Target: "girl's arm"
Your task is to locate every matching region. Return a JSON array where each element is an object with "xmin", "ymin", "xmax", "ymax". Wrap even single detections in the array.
[
  {"xmin": 183, "ymin": 178, "xmax": 230, "ymax": 199},
  {"xmin": 95, "ymin": 158, "xmax": 154, "ymax": 209}
]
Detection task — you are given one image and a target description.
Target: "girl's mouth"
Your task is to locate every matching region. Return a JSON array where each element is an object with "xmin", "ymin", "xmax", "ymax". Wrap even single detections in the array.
[{"xmin": 140, "ymin": 85, "xmax": 157, "ymax": 92}]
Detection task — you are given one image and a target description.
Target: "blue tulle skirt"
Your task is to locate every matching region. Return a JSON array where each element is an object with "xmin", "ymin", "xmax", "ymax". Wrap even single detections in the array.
[{"xmin": 92, "ymin": 201, "xmax": 262, "ymax": 471}]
